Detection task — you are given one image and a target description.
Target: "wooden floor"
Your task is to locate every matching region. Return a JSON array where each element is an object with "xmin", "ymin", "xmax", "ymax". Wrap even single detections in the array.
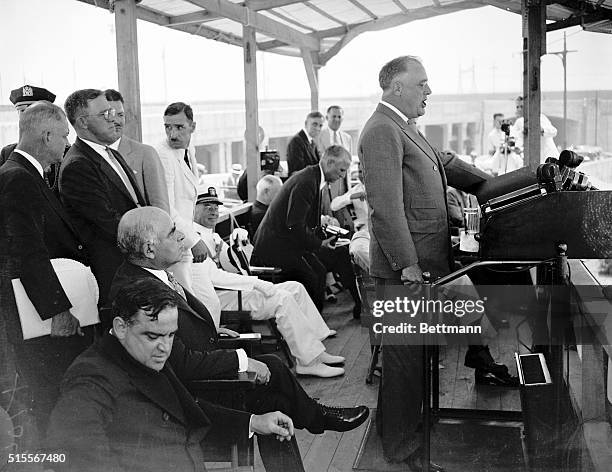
[{"xmin": 245, "ymin": 290, "xmax": 524, "ymax": 472}]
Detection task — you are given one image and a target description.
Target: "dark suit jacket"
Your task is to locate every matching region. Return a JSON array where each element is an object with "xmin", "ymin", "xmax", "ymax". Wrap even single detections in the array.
[
  {"xmin": 110, "ymin": 261, "xmax": 239, "ymax": 379},
  {"xmin": 249, "ymin": 200, "xmax": 268, "ymax": 235},
  {"xmin": 46, "ymin": 334, "xmax": 250, "ymax": 472},
  {"xmin": 59, "ymin": 138, "xmax": 147, "ymax": 304},
  {"xmin": 2, "ymin": 143, "xmax": 60, "ymax": 194},
  {"xmin": 253, "ymin": 165, "xmax": 322, "ymax": 265},
  {"xmin": 286, "ymin": 130, "xmax": 320, "ymax": 176},
  {"xmin": 0, "ymin": 143, "xmax": 16, "ymax": 166},
  {"xmin": 0, "ymin": 152, "xmax": 88, "ymax": 342},
  {"xmin": 359, "ymin": 104, "xmax": 489, "ymax": 279}
]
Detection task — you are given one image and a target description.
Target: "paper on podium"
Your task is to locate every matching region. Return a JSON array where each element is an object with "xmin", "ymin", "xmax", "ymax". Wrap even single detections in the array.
[{"xmin": 12, "ymin": 258, "xmax": 100, "ymax": 340}]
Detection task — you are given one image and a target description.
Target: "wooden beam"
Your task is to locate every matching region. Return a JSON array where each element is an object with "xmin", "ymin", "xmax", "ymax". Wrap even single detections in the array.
[
  {"xmin": 524, "ymin": 0, "xmax": 546, "ymax": 171},
  {"xmin": 317, "ymin": 2, "xmax": 483, "ymax": 64},
  {"xmin": 301, "ymin": 49, "xmax": 319, "ymax": 112},
  {"xmin": 137, "ymin": 5, "xmax": 245, "ymax": 47},
  {"xmin": 304, "ymin": 1, "xmax": 346, "ymax": 26},
  {"xmin": 114, "ymin": 0, "xmax": 142, "ymax": 141},
  {"xmin": 347, "ymin": 0, "xmax": 378, "ymax": 20},
  {"xmin": 391, "ymin": 0, "xmax": 410, "ymax": 14},
  {"xmin": 184, "ymin": 0, "xmax": 319, "ymax": 50},
  {"xmin": 267, "ymin": 9, "xmax": 317, "ymax": 33},
  {"xmin": 547, "ymin": 9, "xmax": 612, "ymax": 31},
  {"xmin": 243, "ymin": 25, "xmax": 260, "ymax": 203},
  {"xmin": 245, "ymin": 0, "xmax": 303, "ymax": 10}
]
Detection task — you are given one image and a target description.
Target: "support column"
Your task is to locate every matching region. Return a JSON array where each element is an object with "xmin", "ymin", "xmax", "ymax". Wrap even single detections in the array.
[
  {"xmin": 523, "ymin": 0, "xmax": 545, "ymax": 170},
  {"xmin": 243, "ymin": 24, "xmax": 259, "ymax": 202},
  {"xmin": 114, "ymin": 0, "xmax": 142, "ymax": 141},
  {"xmin": 302, "ymin": 49, "xmax": 319, "ymax": 111}
]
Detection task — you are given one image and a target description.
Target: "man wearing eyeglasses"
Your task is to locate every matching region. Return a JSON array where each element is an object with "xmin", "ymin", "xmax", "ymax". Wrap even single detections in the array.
[{"xmin": 59, "ymin": 89, "xmax": 148, "ymax": 307}]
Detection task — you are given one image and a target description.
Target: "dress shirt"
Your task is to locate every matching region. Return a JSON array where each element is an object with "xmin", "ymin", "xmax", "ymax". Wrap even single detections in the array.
[
  {"xmin": 13, "ymin": 149, "xmax": 44, "ymax": 177},
  {"xmin": 487, "ymin": 128, "xmax": 505, "ymax": 153},
  {"xmin": 318, "ymin": 164, "xmax": 326, "ymax": 192},
  {"xmin": 141, "ymin": 266, "xmax": 248, "ymax": 372},
  {"xmin": 82, "ymin": 137, "xmax": 138, "ymax": 202},
  {"xmin": 380, "ymin": 101, "xmax": 410, "ymax": 123},
  {"xmin": 301, "ymin": 129, "xmax": 315, "ymax": 146}
]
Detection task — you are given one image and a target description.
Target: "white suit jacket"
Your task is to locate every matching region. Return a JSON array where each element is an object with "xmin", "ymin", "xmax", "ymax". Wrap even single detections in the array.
[
  {"xmin": 511, "ymin": 114, "xmax": 559, "ymax": 163},
  {"xmin": 155, "ymin": 140, "xmax": 199, "ymax": 248}
]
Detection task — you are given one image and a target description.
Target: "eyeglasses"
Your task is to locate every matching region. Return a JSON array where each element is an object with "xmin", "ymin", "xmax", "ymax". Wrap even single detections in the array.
[{"xmin": 80, "ymin": 108, "xmax": 116, "ymax": 121}]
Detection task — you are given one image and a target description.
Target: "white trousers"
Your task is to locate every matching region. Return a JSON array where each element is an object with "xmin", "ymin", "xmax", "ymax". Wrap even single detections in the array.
[{"xmin": 217, "ymin": 281, "xmax": 333, "ymax": 365}]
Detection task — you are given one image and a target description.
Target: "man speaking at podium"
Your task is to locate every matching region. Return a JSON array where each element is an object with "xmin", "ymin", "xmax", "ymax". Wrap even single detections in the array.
[{"xmin": 359, "ymin": 56, "xmax": 509, "ymax": 470}]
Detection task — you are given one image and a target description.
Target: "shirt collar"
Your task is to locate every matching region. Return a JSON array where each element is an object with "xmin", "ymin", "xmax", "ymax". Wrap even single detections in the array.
[
  {"xmin": 81, "ymin": 137, "xmax": 110, "ymax": 159},
  {"xmin": 108, "ymin": 137, "xmax": 121, "ymax": 151},
  {"xmin": 142, "ymin": 267, "xmax": 172, "ymax": 288},
  {"xmin": 380, "ymin": 101, "xmax": 411, "ymax": 124},
  {"xmin": 319, "ymin": 163, "xmax": 327, "ymax": 191},
  {"xmin": 13, "ymin": 149, "xmax": 44, "ymax": 177},
  {"xmin": 302, "ymin": 128, "xmax": 313, "ymax": 144}
]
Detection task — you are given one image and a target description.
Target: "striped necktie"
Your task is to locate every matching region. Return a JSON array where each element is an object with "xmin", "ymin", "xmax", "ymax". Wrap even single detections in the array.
[
  {"xmin": 165, "ymin": 271, "xmax": 186, "ymax": 300},
  {"xmin": 105, "ymin": 147, "xmax": 139, "ymax": 204}
]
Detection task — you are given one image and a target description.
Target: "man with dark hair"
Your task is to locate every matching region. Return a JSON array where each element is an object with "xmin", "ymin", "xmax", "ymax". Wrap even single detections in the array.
[
  {"xmin": 59, "ymin": 88, "xmax": 147, "ymax": 307},
  {"xmin": 109, "ymin": 207, "xmax": 369, "ymax": 458},
  {"xmin": 253, "ymin": 145, "xmax": 359, "ymax": 313},
  {"xmin": 155, "ymin": 101, "xmax": 208, "ymax": 292},
  {"xmin": 0, "ymin": 102, "xmax": 90, "ymax": 437},
  {"xmin": 104, "ymin": 89, "xmax": 170, "ymax": 212},
  {"xmin": 360, "ymin": 55, "xmax": 513, "ymax": 469},
  {"xmin": 47, "ymin": 278, "xmax": 299, "ymax": 472},
  {"xmin": 286, "ymin": 111, "xmax": 324, "ymax": 176}
]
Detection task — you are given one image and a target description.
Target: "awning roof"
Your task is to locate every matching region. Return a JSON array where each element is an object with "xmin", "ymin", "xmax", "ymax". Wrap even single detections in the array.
[{"xmin": 79, "ymin": 0, "xmax": 612, "ymax": 66}]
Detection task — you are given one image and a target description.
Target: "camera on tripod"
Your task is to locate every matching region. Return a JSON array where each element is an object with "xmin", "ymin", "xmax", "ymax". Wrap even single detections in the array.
[{"xmin": 500, "ymin": 120, "xmax": 516, "ymax": 148}]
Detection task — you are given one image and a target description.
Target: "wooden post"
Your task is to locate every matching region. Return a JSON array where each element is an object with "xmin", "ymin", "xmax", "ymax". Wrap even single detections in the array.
[
  {"xmin": 523, "ymin": 0, "xmax": 546, "ymax": 171},
  {"xmin": 243, "ymin": 24, "xmax": 259, "ymax": 203},
  {"xmin": 114, "ymin": 0, "xmax": 142, "ymax": 141},
  {"xmin": 302, "ymin": 49, "xmax": 319, "ymax": 111}
]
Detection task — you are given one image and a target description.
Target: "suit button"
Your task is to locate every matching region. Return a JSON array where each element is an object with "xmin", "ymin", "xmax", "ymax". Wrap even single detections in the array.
[
  {"xmin": 433, "ymin": 165, "xmax": 438, "ymax": 171},
  {"xmin": 77, "ymin": 245, "xmax": 83, "ymax": 250},
  {"xmin": 209, "ymin": 337, "xmax": 216, "ymax": 344},
  {"xmin": 162, "ymin": 412, "xmax": 169, "ymax": 421}
]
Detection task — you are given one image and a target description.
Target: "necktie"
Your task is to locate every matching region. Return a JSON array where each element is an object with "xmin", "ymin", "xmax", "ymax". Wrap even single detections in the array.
[
  {"xmin": 333, "ymin": 130, "xmax": 340, "ymax": 146},
  {"xmin": 184, "ymin": 149, "xmax": 191, "ymax": 170},
  {"xmin": 165, "ymin": 271, "xmax": 186, "ymax": 300},
  {"xmin": 105, "ymin": 147, "xmax": 139, "ymax": 204}
]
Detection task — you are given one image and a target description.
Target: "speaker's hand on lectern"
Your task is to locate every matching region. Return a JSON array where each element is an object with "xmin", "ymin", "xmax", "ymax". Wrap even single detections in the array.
[{"xmin": 400, "ymin": 263, "xmax": 423, "ymax": 284}]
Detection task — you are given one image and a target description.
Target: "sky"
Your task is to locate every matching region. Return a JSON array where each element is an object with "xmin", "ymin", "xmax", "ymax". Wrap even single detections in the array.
[{"xmin": 1, "ymin": 0, "xmax": 612, "ymax": 106}]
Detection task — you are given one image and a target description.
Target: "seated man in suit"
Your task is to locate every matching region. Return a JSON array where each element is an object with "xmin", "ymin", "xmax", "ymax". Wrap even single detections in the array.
[
  {"xmin": 250, "ymin": 174, "xmax": 283, "ymax": 235},
  {"xmin": 286, "ymin": 111, "xmax": 324, "ymax": 176},
  {"xmin": 192, "ymin": 187, "xmax": 346, "ymax": 378},
  {"xmin": 105, "ymin": 88, "xmax": 170, "ymax": 213},
  {"xmin": 253, "ymin": 146, "xmax": 361, "ymax": 317},
  {"xmin": 110, "ymin": 207, "xmax": 369, "ymax": 435},
  {"xmin": 47, "ymin": 278, "xmax": 299, "ymax": 472}
]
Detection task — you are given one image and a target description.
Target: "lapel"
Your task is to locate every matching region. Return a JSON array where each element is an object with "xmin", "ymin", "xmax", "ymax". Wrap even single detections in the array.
[
  {"xmin": 122, "ymin": 262, "xmax": 214, "ymax": 329},
  {"xmin": 9, "ymin": 153, "xmax": 81, "ymax": 238},
  {"xmin": 74, "ymin": 138, "xmax": 140, "ymax": 205},
  {"xmin": 180, "ymin": 148, "xmax": 198, "ymax": 189},
  {"xmin": 299, "ymin": 130, "xmax": 318, "ymax": 164},
  {"xmin": 107, "ymin": 146, "xmax": 147, "ymax": 205},
  {"xmin": 376, "ymin": 104, "xmax": 439, "ymax": 167},
  {"xmin": 99, "ymin": 335, "xmax": 189, "ymax": 426}
]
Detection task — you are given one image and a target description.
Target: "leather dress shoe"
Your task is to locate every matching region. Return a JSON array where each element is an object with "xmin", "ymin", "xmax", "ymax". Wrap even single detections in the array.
[
  {"xmin": 475, "ymin": 368, "xmax": 520, "ymax": 387},
  {"xmin": 464, "ymin": 346, "xmax": 508, "ymax": 375},
  {"xmin": 318, "ymin": 351, "xmax": 345, "ymax": 365},
  {"xmin": 405, "ymin": 448, "xmax": 446, "ymax": 472},
  {"xmin": 320, "ymin": 404, "xmax": 369, "ymax": 432}
]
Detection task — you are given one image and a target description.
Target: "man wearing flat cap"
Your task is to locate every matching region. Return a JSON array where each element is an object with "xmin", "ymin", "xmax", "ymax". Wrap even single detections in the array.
[{"xmin": 1, "ymin": 85, "xmax": 62, "ymax": 192}]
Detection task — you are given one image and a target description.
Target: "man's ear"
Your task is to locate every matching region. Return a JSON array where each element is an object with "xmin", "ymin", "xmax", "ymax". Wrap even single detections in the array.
[
  {"xmin": 190, "ymin": 121, "xmax": 196, "ymax": 133},
  {"xmin": 393, "ymin": 80, "xmax": 402, "ymax": 96},
  {"xmin": 112, "ymin": 317, "xmax": 128, "ymax": 339},
  {"xmin": 142, "ymin": 240, "xmax": 155, "ymax": 260}
]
